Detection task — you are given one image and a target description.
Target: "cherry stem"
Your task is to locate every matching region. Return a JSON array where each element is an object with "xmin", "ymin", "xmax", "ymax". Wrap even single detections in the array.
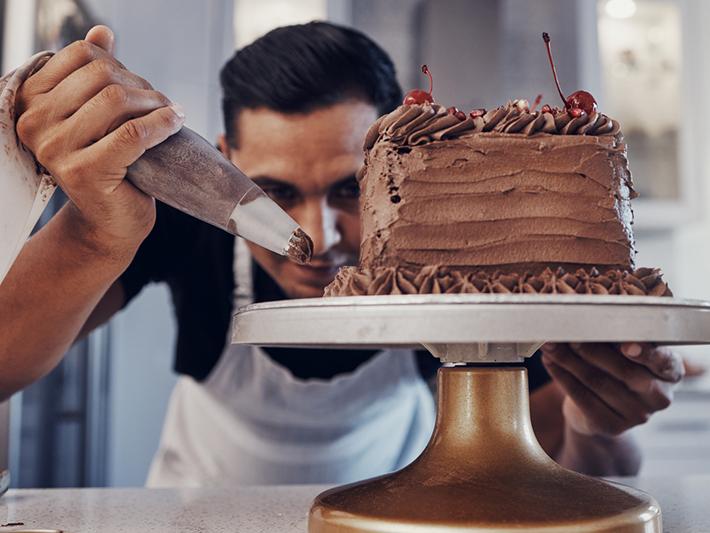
[
  {"xmin": 542, "ymin": 32, "xmax": 567, "ymax": 107},
  {"xmin": 531, "ymin": 94, "xmax": 543, "ymax": 112},
  {"xmin": 422, "ymin": 64, "xmax": 433, "ymax": 97}
]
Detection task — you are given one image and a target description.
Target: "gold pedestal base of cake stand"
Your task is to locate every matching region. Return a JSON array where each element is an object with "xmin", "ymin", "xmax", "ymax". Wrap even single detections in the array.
[
  {"xmin": 232, "ymin": 296, "xmax": 709, "ymax": 531},
  {"xmin": 309, "ymin": 367, "xmax": 660, "ymax": 533}
]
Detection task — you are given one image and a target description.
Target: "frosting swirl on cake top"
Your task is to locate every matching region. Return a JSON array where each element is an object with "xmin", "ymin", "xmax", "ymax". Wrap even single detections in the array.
[{"xmin": 364, "ymin": 102, "xmax": 621, "ymax": 149}]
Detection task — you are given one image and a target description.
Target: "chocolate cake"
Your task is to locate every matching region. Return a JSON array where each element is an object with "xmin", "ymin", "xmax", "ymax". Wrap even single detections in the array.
[{"xmin": 325, "ymin": 35, "xmax": 671, "ymax": 298}]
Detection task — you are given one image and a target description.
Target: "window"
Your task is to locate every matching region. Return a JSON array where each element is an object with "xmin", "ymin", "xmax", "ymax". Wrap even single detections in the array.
[{"xmin": 598, "ymin": 0, "xmax": 682, "ymax": 201}]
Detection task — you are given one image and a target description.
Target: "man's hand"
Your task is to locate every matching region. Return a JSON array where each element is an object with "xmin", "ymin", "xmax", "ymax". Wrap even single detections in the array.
[
  {"xmin": 16, "ymin": 25, "xmax": 184, "ymax": 260},
  {"xmin": 0, "ymin": 26, "xmax": 185, "ymax": 399},
  {"xmin": 541, "ymin": 342, "xmax": 684, "ymax": 437}
]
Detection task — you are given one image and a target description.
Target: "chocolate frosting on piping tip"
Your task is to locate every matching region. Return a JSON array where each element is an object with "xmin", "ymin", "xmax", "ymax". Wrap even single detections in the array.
[{"xmin": 286, "ymin": 228, "xmax": 313, "ymax": 264}]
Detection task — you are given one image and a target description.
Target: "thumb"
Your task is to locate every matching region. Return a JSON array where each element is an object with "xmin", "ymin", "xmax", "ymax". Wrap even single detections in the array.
[{"xmin": 85, "ymin": 25, "xmax": 114, "ymax": 54}]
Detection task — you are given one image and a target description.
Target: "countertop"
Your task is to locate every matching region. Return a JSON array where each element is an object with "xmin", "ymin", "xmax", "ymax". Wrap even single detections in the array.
[{"xmin": 1, "ymin": 476, "xmax": 709, "ymax": 532}]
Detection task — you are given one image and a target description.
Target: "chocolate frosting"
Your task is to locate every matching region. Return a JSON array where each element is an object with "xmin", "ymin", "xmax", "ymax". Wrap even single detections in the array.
[
  {"xmin": 325, "ymin": 266, "xmax": 672, "ymax": 297},
  {"xmin": 359, "ymin": 128, "xmax": 635, "ymax": 273},
  {"xmin": 364, "ymin": 101, "xmax": 621, "ymax": 150},
  {"xmin": 336, "ymin": 100, "xmax": 672, "ymax": 299}
]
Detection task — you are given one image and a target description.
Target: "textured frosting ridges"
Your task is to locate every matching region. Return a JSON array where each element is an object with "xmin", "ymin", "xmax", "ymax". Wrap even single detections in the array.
[
  {"xmin": 359, "ymin": 106, "xmax": 636, "ymax": 274},
  {"xmin": 364, "ymin": 102, "xmax": 621, "ymax": 149},
  {"xmin": 325, "ymin": 266, "xmax": 672, "ymax": 297}
]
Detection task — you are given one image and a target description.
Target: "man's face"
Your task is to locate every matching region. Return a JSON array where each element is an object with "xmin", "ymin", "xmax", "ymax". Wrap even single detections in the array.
[{"xmin": 222, "ymin": 100, "xmax": 378, "ymax": 299}]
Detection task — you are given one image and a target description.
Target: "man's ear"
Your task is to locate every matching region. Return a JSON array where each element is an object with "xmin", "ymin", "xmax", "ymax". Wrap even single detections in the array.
[{"xmin": 217, "ymin": 133, "xmax": 230, "ymax": 160}]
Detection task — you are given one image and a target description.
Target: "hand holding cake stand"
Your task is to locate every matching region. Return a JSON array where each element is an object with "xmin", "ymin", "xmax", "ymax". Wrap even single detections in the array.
[{"xmin": 232, "ymin": 294, "xmax": 710, "ymax": 532}]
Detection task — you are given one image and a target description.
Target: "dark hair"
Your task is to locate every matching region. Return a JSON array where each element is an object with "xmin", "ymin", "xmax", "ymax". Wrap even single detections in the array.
[{"xmin": 220, "ymin": 21, "xmax": 402, "ymax": 145}]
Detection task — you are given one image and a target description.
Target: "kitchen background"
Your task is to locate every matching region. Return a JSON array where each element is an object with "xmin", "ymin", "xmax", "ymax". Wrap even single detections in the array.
[{"xmin": 0, "ymin": 0, "xmax": 708, "ymax": 487}]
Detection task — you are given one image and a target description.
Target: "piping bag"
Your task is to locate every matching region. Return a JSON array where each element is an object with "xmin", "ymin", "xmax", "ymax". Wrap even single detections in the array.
[
  {"xmin": 125, "ymin": 126, "xmax": 313, "ymax": 264},
  {"xmin": 0, "ymin": 53, "xmax": 312, "ymax": 285}
]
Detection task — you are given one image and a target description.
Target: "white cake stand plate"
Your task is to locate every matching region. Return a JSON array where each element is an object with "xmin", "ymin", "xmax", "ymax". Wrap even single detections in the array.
[
  {"xmin": 232, "ymin": 295, "xmax": 710, "ymax": 532},
  {"xmin": 233, "ymin": 294, "xmax": 710, "ymax": 362}
]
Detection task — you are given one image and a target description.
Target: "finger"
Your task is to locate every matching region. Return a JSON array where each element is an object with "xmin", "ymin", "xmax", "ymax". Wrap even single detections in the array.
[
  {"xmin": 564, "ymin": 342, "xmax": 676, "ymax": 412},
  {"xmin": 620, "ymin": 343, "xmax": 685, "ymax": 383},
  {"xmin": 543, "ymin": 345, "xmax": 651, "ymax": 426},
  {"xmin": 23, "ymin": 40, "xmax": 113, "ymax": 96},
  {"xmin": 563, "ymin": 343, "xmax": 655, "ymax": 395},
  {"xmin": 85, "ymin": 104, "xmax": 185, "ymax": 172},
  {"xmin": 85, "ymin": 25, "xmax": 114, "ymax": 55},
  {"xmin": 26, "ymin": 59, "xmax": 152, "ymax": 129},
  {"xmin": 64, "ymin": 86, "xmax": 174, "ymax": 148},
  {"xmin": 34, "ymin": 58, "xmax": 152, "ymax": 125},
  {"xmin": 542, "ymin": 356, "xmax": 627, "ymax": 436}
]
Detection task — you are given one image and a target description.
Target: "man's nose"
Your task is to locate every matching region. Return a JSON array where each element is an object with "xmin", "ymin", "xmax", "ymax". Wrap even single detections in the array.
[{"xmin": 298, "ymin": 198, "xmax": 342, "ymax": 257}]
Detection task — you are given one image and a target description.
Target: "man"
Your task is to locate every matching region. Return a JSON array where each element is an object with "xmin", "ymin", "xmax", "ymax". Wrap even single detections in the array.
[{"xmin": 0, "ymin": 22, "xmax": 683, "ymax": 486}]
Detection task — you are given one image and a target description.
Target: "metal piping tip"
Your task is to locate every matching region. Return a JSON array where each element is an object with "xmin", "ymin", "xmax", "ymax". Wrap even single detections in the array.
[
  {"xmin": 227, "ymin": 188, "xmax": 311, "ymax": 263},
  {"xmin": 286, "ymin": 228, "xmax": 313, "ymax": 264}
]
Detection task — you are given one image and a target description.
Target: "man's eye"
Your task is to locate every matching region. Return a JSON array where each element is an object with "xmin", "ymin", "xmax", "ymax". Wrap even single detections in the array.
[
  {"xmin": 263, "ymin": 185, "xmax": 298, "ymax": 202},
  {"xmin": 331, "ymin": 179, "xmax": 360, "ymax": 200}
]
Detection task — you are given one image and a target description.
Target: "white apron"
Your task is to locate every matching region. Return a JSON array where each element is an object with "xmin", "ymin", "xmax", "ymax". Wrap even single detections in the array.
[{"xmin": 146, "ymin": 238, "xmax": 435, "ymax": 487}]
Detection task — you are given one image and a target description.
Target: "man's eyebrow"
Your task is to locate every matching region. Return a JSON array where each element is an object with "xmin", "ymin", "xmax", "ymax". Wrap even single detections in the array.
[{"xmin": 251, "ymin": 176, "xmax": 296, "ymax": 188}]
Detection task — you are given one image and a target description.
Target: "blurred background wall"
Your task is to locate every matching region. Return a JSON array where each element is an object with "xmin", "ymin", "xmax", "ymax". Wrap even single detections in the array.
[{"xmin": 2, "ymin": 0, "xmax": 709, "ymax": 487}]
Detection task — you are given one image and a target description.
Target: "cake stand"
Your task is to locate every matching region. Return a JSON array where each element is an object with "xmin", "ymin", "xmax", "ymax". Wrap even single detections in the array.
[{"xmin": 232, "ymin": 294, "xmax": 710, "ymax": 532}]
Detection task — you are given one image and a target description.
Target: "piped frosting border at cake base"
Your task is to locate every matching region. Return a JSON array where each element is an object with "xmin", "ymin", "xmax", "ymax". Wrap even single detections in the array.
[{"xmin": 325, "ymin": 265, "xmax": 672, "ymax": 297}]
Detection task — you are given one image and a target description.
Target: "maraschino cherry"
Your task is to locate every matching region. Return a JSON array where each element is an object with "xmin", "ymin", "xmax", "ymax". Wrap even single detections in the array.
[
  {"xmin": 447, "ymin": 106, "xmax": 466, "ymax": 120},
  {"xmin": 566, "ymin": 90, "xmax": 597, "ymax": 115},
  {"xmin": 403, "ymin": 65, "xmax": 434, "ymax": 105},
  {"xmin": 542, "ymin": 32, "xmax": 597, "ymax": 115}
]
